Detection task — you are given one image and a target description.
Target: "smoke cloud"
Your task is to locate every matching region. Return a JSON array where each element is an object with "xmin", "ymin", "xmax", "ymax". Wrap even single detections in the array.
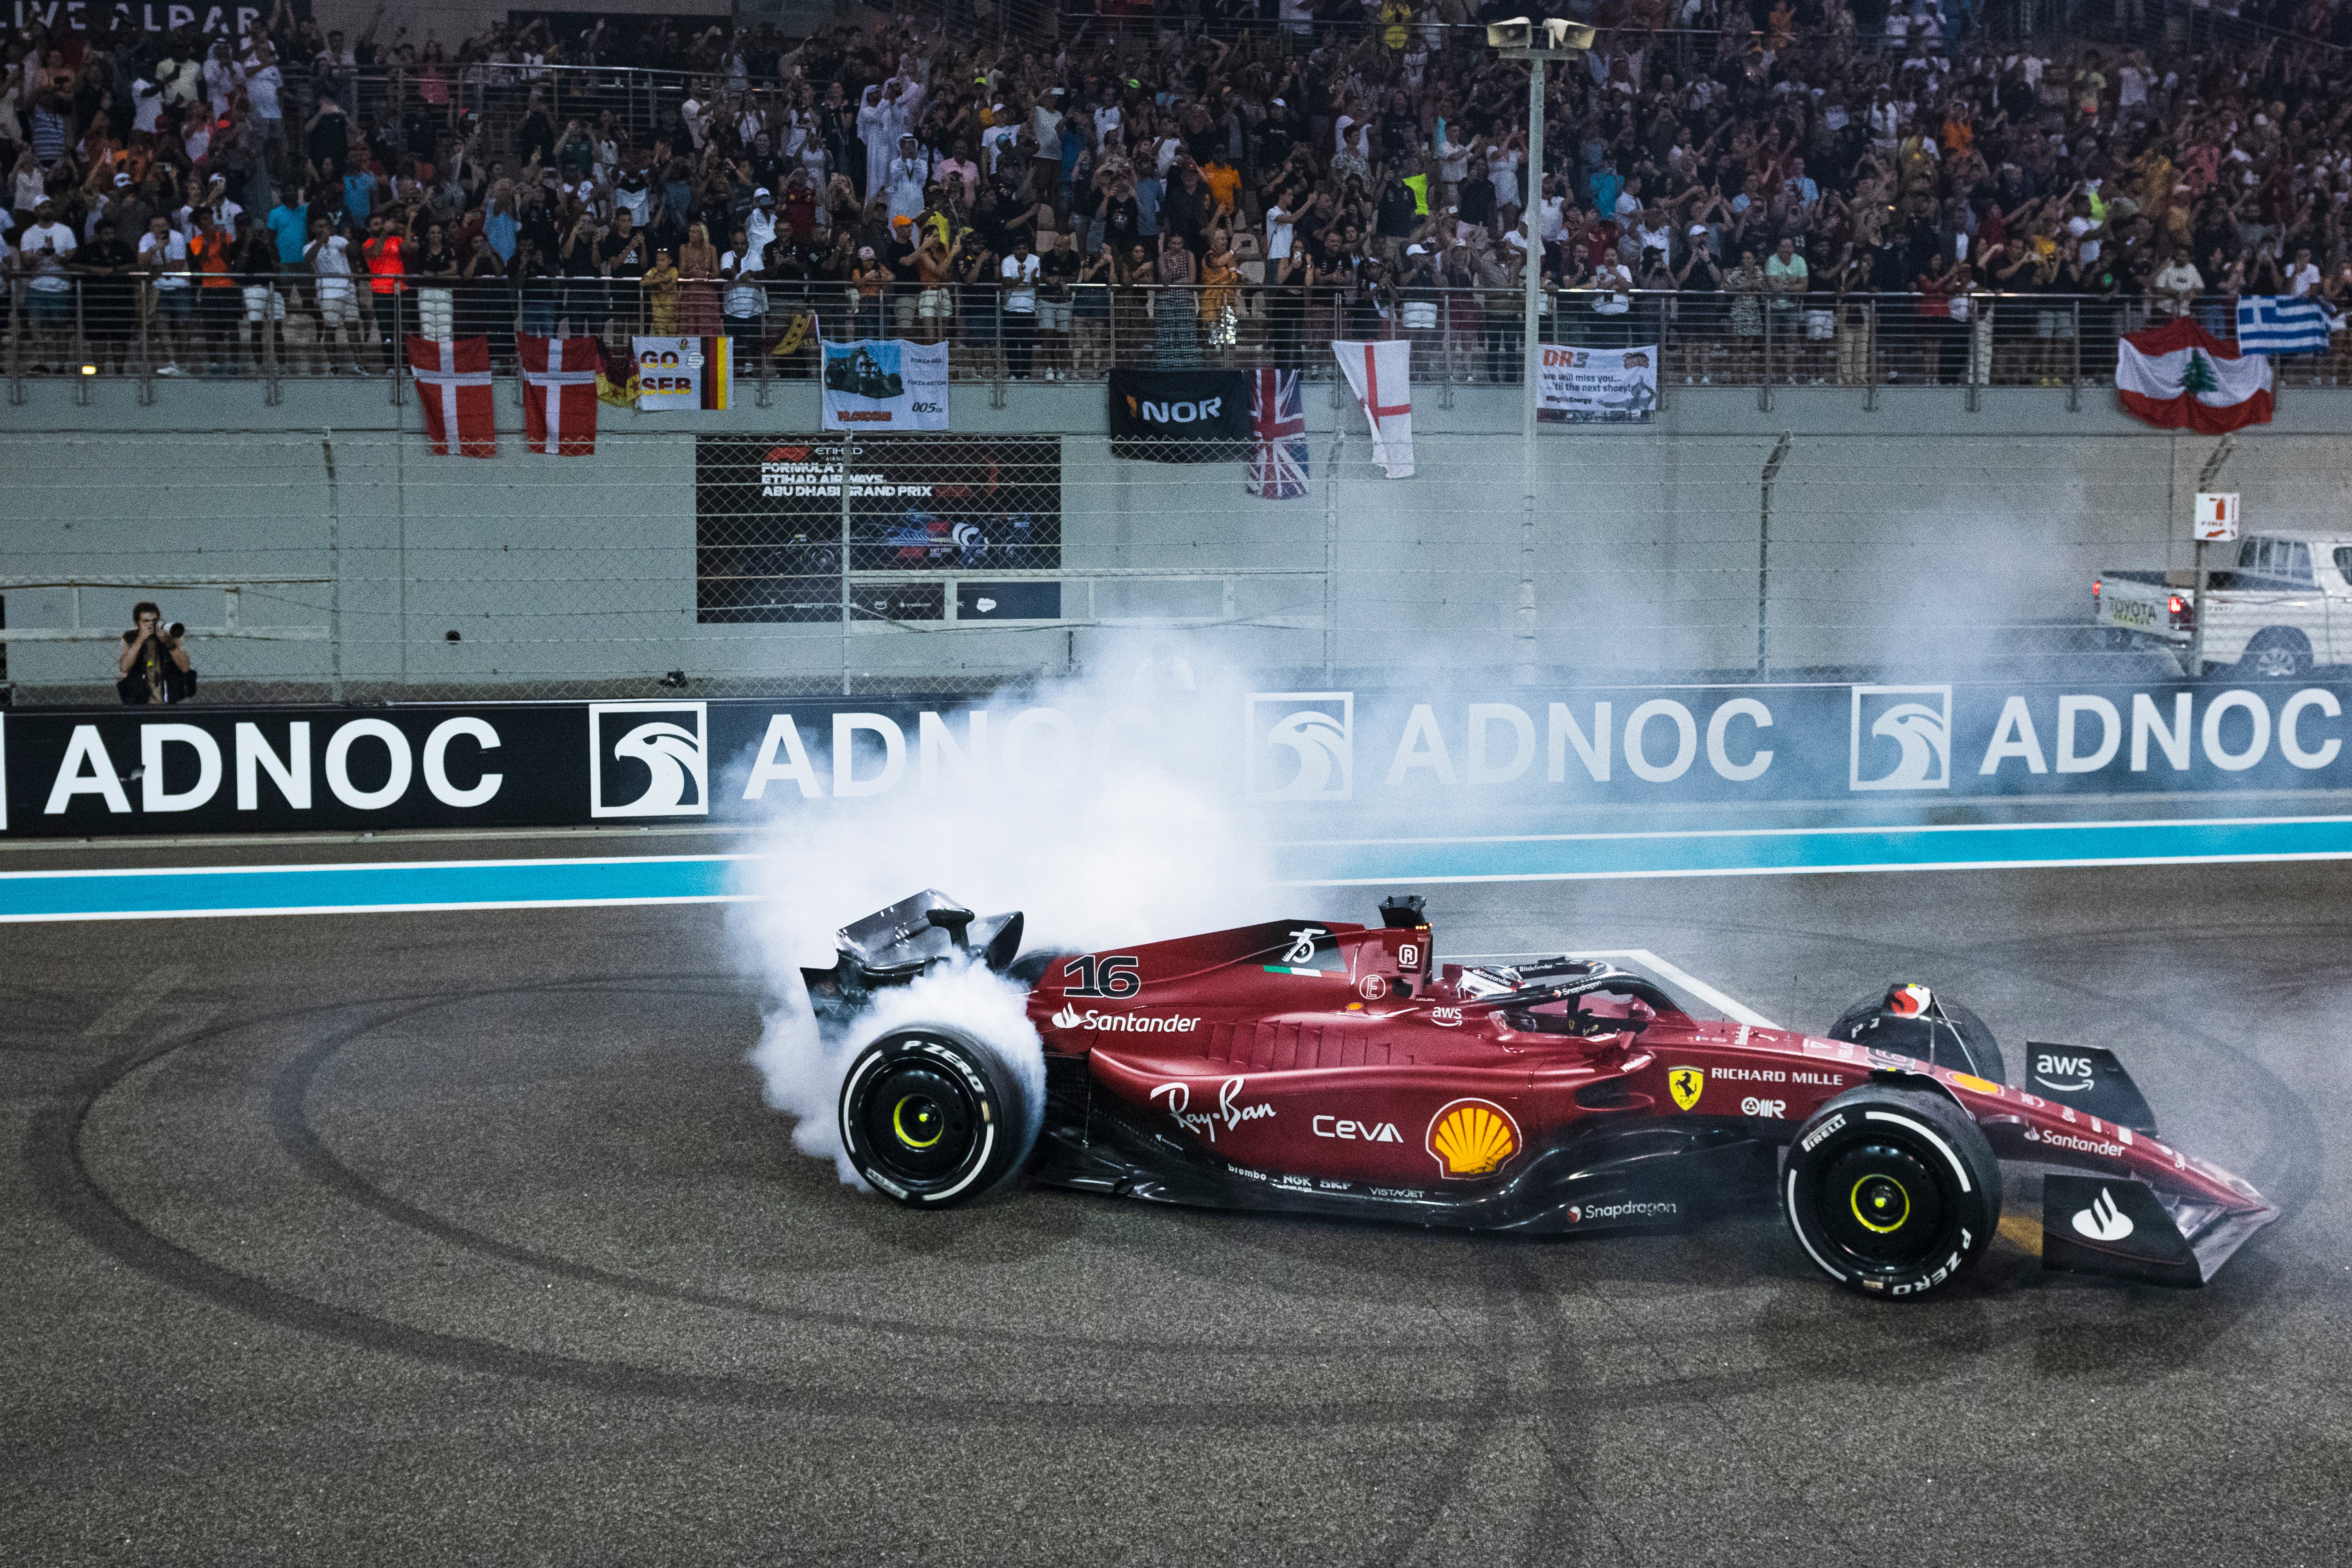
[{"xmin": 732, "ymin": 639, "xmax": 1290, "ymax": 1181}]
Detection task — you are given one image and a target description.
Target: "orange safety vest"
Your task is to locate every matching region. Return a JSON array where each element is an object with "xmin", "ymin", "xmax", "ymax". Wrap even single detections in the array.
[
  {"xmin": 191, "ymin": 234, "xmax": 236, "ymax": 288},
  {"xmin": 366, "ymin": 234, "xmax": 405, "ymax": 295}
]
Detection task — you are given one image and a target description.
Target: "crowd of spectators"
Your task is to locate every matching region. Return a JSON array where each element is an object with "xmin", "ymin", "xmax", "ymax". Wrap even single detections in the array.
[{"xmin": 5, "ymin": 0, "xmax": 2352, "ymax": 385}]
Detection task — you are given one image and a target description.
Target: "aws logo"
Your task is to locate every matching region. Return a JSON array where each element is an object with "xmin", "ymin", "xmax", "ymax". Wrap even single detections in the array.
[{"xmin": 1426, "ymin": 1098, "xmax": 1520, "ymax": 1179}]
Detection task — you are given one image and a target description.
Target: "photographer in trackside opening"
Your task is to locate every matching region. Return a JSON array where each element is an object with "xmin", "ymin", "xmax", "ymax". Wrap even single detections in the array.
[{"xmin": 118, "ymin": 602, "xmax": 195, "ymax": 705}]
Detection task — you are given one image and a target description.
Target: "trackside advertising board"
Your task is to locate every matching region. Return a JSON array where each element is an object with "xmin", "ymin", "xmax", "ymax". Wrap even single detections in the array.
[{"xmin": 3, "ymin": 679, "xmax": 2348, "ymax": 837}]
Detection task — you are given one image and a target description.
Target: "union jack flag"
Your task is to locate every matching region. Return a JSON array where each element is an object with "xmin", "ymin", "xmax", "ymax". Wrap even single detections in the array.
[{"xmin": 1247, "ymin": 368, "xmax": 1309, "ymax": 499}]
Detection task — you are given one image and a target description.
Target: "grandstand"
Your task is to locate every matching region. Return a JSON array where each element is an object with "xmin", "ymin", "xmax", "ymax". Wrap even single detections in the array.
[{"xmin": 6, "ymin": 0, "xmax": 2351, "ymax": 388}]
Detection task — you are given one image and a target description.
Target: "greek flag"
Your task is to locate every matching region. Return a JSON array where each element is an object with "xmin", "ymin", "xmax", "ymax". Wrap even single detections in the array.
[{"xmin": 2235, "ymin": 296, "xmax": 2332, "ymax": 355}]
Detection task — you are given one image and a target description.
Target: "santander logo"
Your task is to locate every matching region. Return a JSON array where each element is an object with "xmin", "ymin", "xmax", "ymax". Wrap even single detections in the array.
[{"xmin": 1048, "ymin": 1004, "xmax": 1200, "ymax": 1034}]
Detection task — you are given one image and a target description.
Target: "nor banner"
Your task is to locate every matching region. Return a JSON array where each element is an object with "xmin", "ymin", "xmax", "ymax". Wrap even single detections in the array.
[
  {"xmin": 634, "ymin": 336, "xmax": 732, "ymax": 411},
  {"xmin": 6, "ymin": 679, "xmax": 2351, "ymax": 838},
  {"xmin": 820, "ymin": 338, "xmax": 949, "ymax": 431},
  {"xmin": 1537, "ymin": 343, "xmax": 1659, "ymax": 423},
  {"xmin": 1108, "ymin": 367, "xmax": 1252, "ymax": 461}
]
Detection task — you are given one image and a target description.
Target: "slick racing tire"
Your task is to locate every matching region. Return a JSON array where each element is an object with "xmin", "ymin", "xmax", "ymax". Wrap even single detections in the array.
[
  {"xmin": 1827, "ymin": 992, "xmax": 2007, "ymax": 1085},
  {"xmin": 838, "ymin": 1026, "xmax": 1041, "ymax": 1208},
  {"xmin": 1783, "ymin": 1085, "xmax": 2001, "ymax": 1300}
]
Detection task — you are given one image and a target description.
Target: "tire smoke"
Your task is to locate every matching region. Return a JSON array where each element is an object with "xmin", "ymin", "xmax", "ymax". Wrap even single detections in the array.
[
  {"xmin": 751, "ymin": 958, "xmax": 1046, "ymax": 1189},
  {"xmin": 733, "ymin": 641, "xmax": 1287, "ymax": 1180}
]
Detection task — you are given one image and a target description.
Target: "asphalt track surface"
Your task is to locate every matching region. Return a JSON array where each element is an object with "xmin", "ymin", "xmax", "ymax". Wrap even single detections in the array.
[{"xmin": 5, "ymin": 838, "xmax": 2349, "ymax": 1566}]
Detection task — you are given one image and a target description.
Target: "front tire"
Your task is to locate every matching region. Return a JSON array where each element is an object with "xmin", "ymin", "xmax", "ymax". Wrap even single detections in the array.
[
  {"xmin": 1783, "ymin": 1085, "xmax": 2000, "ymax": 1300},
  {"xmin": 838, "ymin": 1026, "xmax": 1040, "ymax": 1206},
  {"xmin": 1826, "ymin": 991, "xmax": 2007, "ymax": 1084}
]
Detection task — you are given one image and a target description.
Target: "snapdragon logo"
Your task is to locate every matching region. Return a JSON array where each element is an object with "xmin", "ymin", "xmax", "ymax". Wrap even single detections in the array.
[
  {"xmin": 589, "ymin": 701, "xmax": 708, "ymax": 818},
  {"xmin": 1851, "ymin": 684, "xmax": 1952, "ymax": 791},
  {"xmin": 1049, "ymin": 1005, "xmax": 1201, "ymax": 1033},
  {"xmin": 1245, "ymin": 692, "xmax": 1353, "ymax": 801}
]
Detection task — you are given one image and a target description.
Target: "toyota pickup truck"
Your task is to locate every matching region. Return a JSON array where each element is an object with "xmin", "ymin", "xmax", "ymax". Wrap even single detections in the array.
[{"xmin": 2095, "ymin": 529, "xmax": 2352, "ymax": 678}]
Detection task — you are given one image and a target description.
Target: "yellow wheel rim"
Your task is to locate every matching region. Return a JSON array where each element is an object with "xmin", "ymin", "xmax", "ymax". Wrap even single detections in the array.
[
  {"xmin": 1850, "ymin": 1175, "xmax": 1911, "ymax": 1234},
  {"xmin": 893, "ymin": 1095, "xmax": 944, "ymax": 1150}
]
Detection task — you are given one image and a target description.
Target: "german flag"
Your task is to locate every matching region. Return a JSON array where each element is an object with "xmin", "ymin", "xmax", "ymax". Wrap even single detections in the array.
[{"xmin": 696, "ymin": 335, "xmax": 731, "ymax": 411}]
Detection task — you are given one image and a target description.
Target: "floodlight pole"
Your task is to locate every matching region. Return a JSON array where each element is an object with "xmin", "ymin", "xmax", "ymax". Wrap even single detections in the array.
[{"xmin": 1499, "ymin": 36, "xmax": 1584, "ymax": 687}]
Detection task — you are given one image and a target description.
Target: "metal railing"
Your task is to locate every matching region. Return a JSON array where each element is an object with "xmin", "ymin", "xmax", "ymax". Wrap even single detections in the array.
[{"xmin": 9, "ymin": 278, "xmax": 2342, "ymax": 399}]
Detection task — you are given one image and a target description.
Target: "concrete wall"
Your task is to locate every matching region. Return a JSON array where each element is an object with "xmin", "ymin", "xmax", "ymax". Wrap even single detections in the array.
[{"xmin": 5, "ymin": 376, "xmax": 2349, "ymax": 700}]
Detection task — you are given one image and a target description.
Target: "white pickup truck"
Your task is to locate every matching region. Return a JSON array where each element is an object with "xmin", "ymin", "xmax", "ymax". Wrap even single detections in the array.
[{"xmin": 2095, "ymin": 529, "xmax": 2352, "ymax": 678}]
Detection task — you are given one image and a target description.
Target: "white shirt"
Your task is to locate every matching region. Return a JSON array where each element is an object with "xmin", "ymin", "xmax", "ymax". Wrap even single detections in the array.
[
  {"xmin": 1001, "ymin": 251, "xmax": 1040, "ymax": 311},
  {"xmin": 1265, "ymin": 204, "xmax": 1295, "ymax": 261},
  {"xmin": 1092, "ymin": 103, "xmax": 1122, "ymax": 148},
  {"xmin": 721, "ymin": 250, "xmax": 767, "ymax": 315},
  {"xmin": 980, "ymin": 122, "xmax": 1019, "ymax": 172},
  {"xmin": 2066, "ymin": 213, "xmax": 2101, "ymax": 265},
  {"xmin": 246, "ymin": 63, "xmax": 283, "ymax": 119},
  {"xmin": 141, "ymin": 228, "xmax": 191, "ymax": 288},
  {"xmin": 2287, "ymin": 261, "xmax": 2321, "ymax": 297},
  {"xmin": 1486, "ymin": 147, "xmax": 1521, "ymax": 209},
  {"xmin": 309, "ymin": 235, "xmax": 357, "ymax": 303},
  {"xmin": 132, "ymin": 76, "xmax": 164, "ymax": 133},
  {"xmin": 21, "ymin": 220, "xmax": 74, "ymax": 288}
]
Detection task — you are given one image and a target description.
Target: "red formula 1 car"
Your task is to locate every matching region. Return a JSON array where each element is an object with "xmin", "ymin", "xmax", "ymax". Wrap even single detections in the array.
[{"xmin": 815, "ymin": 892, "xmax": 2278, "ymax": 1298}]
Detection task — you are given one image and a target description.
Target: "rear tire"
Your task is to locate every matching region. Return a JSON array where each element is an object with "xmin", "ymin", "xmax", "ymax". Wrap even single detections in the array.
[
  {"xmin": 838, "ymin": 1025, "xmax": 1041, "ymax": 1207},
  {"xmin": 2239, "ymin": 629, "xmax": 2312, "ymax": 680},
  {"xmin": 1783, "ymin": 1085, "xmax": 2000, "ymax": 1300}
]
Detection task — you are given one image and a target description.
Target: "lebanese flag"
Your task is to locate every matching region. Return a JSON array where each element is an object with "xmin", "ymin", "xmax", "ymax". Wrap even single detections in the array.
[
  {"xmin": 518, "ymin": 333, "xmax": 600, "ymax": 456},
  {"xmin": 406, "ymin": 336, "xmax": 498, "ymax": 457},
  {"xmin": 1333, "ymin": 339, "xmax": 1413, "ymax": 478},
  {"xmin": 2115, "ymin": 318, "xmax": 2274, "ymax": 434}
]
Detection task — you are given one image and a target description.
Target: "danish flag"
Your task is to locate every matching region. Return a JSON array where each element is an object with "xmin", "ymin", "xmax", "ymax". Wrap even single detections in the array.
[
  {"xmin": 406, "ymin": 335, "xmax": 497, "ymax": 457},
  {"xmin": 1247, "ymin": 368, "xmax": 1309, "ymax": 499},
  {"xmin": 518, "ymin": 333, "xmax": 601, "ymax": 456}
]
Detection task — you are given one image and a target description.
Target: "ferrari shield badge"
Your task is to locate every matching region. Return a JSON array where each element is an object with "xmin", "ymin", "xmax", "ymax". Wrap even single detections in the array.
[{"xmin": 1669, "ymin": 1067, "xmax": 1705, "ymax": 1112}]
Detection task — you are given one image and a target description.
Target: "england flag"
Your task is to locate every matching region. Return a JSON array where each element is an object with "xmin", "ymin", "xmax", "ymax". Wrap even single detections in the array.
[{"xmin": 1247, "ymin": 368, "xmax": 1309, "ymax": 499}]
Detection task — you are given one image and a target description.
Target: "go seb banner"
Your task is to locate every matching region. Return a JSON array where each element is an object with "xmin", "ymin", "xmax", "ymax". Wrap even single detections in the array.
[{"xmin": 3, "ymin": 679, "xmax": 2347, "ymax": 837}]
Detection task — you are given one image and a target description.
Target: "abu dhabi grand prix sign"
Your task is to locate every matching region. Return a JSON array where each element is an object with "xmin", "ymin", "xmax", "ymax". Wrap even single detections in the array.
[{"xmin": 0, "ymin": 679, "xmax": 2346, "ymax": 837}]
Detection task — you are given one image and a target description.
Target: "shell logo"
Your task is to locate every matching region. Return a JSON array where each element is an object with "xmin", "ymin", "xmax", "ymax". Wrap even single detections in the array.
[{"xmin": 1426, "ymin": 1098, "xmax": 1521, "ymax": 1180}]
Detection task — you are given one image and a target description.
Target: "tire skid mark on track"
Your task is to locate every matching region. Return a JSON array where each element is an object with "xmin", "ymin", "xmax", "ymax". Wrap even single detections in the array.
[
  {"xmin": 32, "ymin": 956, "xmax": 2312, "ymax": 1448},
  {"xmin": 45, "ymin": 974, "xmax": 1602, "ymax": 1394},
  {"xmin": 1353, "ymin": 1246, "xmax": 1522, "ymax": 1568}
]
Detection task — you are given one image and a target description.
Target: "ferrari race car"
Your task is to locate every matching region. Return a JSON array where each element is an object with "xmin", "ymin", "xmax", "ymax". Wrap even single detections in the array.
[{"xmin": 811, "ymin": 892, "xmax": 2278, "ymax": 1298}]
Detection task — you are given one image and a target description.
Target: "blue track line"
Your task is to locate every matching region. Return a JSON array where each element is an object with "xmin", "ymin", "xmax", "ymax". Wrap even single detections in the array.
[{"xmin": 5, "ymin": 816, "xmax": 2351, "ymax": 922}]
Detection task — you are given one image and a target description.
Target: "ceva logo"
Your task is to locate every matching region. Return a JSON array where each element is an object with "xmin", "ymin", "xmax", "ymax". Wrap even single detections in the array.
[{"xmin": 1851, "ymin": 684, "xmax": 1952, "ymax": 791}]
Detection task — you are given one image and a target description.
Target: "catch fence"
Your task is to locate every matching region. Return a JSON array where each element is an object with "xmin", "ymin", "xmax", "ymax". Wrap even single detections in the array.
[
  {"xmin": 5, "ymin": 423, "xmax": 2334, "ymax": 708},
  {"xmin": 12, "ymin": 283, "xmax": 2344, "ymax": 405}
]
